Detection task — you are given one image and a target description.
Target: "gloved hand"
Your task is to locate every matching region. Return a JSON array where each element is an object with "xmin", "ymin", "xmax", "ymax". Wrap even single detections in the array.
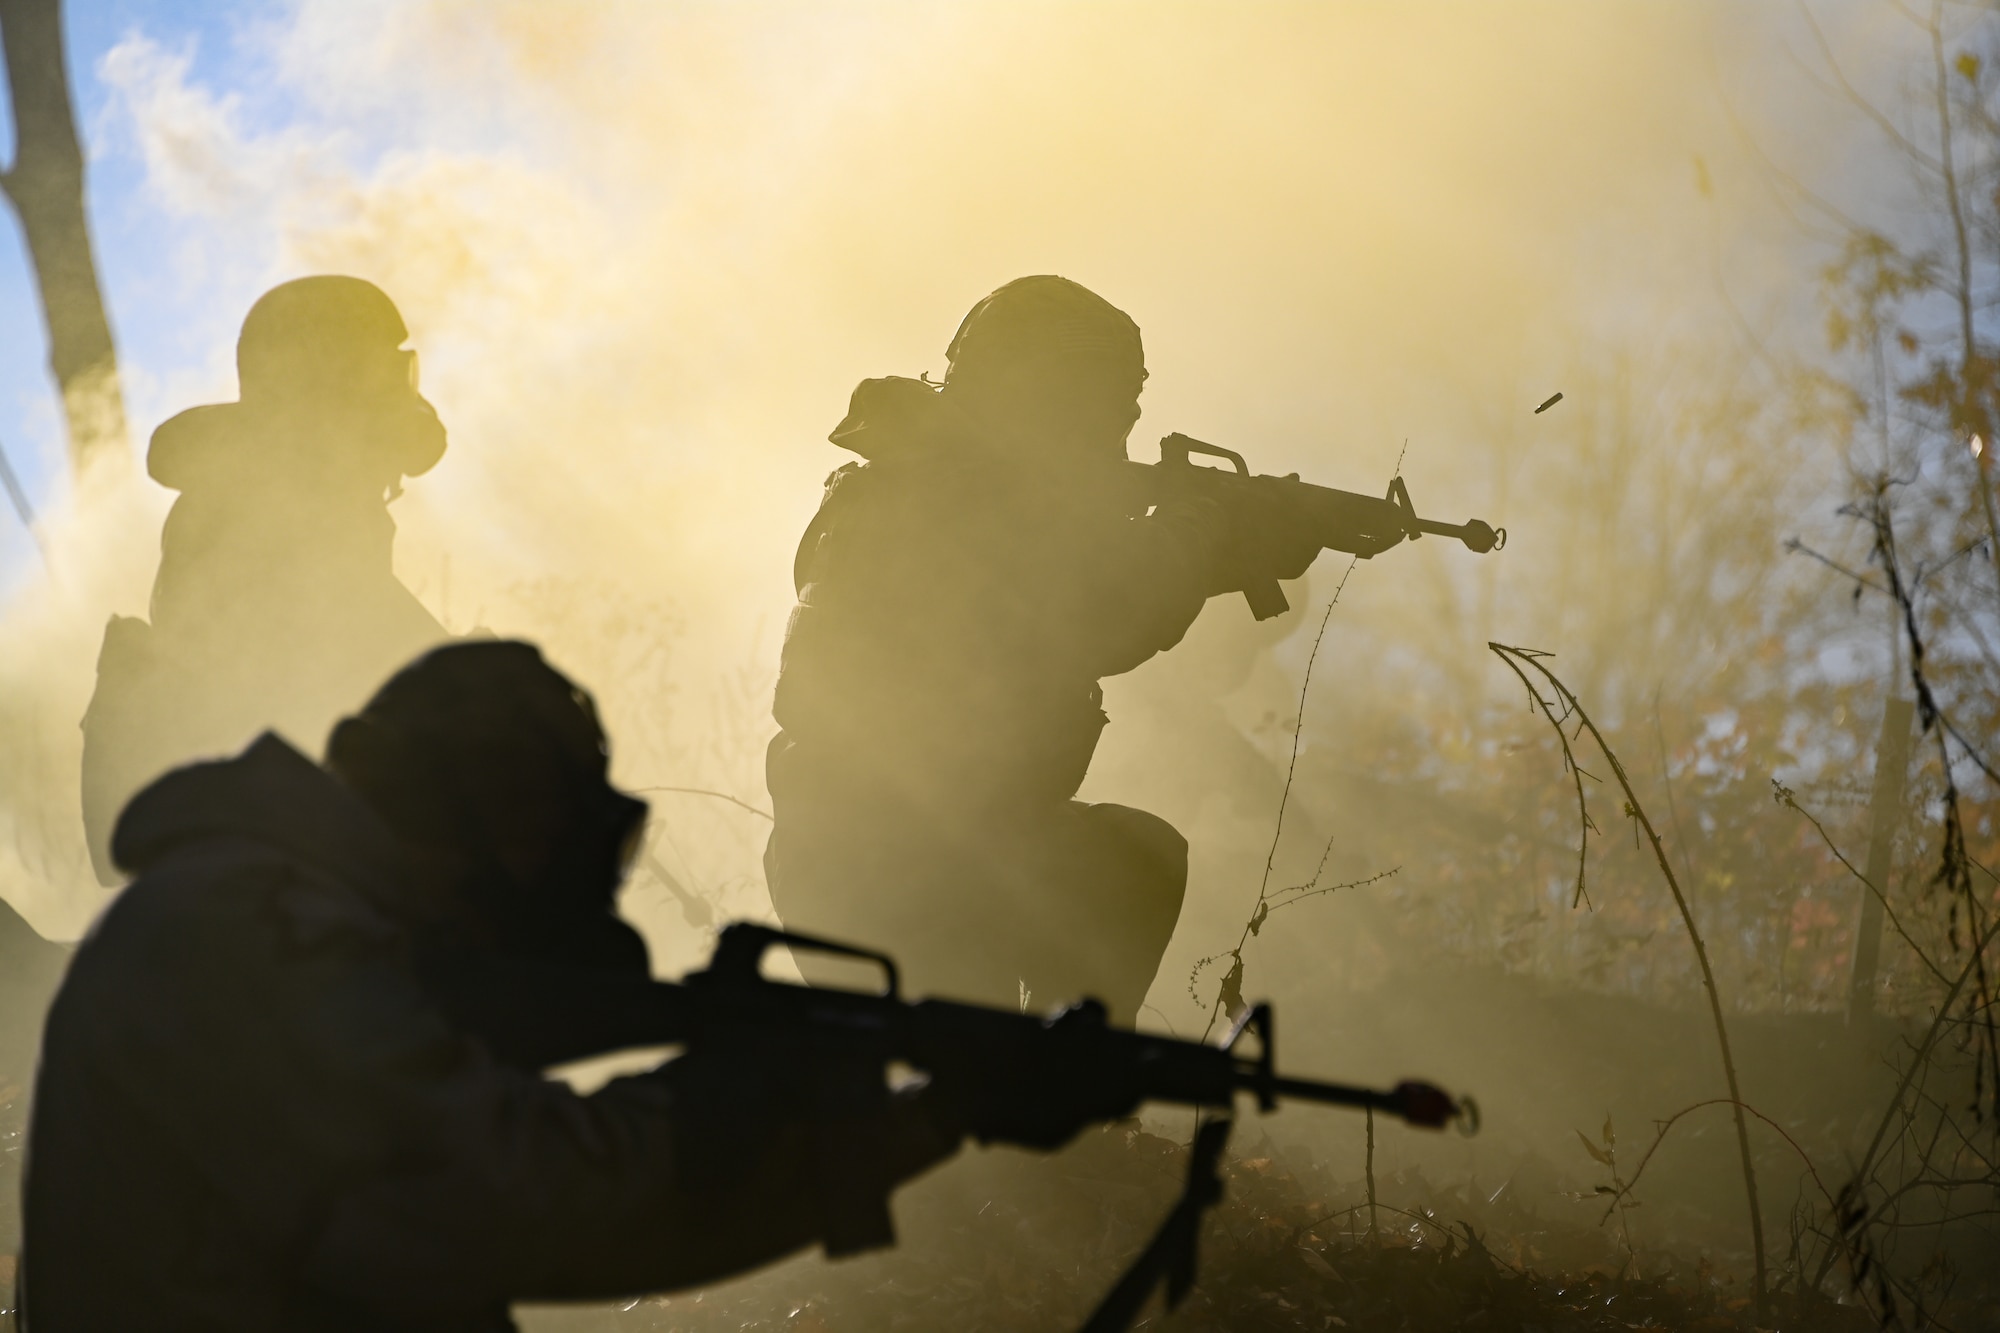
[
  {"xmin": 662, "ymin": 1034, "xmax": 964, "ymax": 1256},
  {"xmin": 1241, "ymin": 484, "xmax": 1326, "ymax": 582},
  {"xmin": 1179, "ymin": 481, "xmax": 1323, "ymax": 598}
]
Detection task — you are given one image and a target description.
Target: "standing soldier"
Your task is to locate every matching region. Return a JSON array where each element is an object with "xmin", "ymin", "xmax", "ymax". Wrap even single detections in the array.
[
  {"xmin": 764, "ymin": 276, "xmax": 1316, "ymax": 1021},
  {"xmin": 80, "ymin": 276, "xmax": 452, "ymax": 882}
]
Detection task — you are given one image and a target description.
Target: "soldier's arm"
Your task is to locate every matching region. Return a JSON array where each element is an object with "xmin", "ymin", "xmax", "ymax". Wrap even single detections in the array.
[
  {"xmin": 1067, "ymin": 492, "xmax": 1234, "ymax": 678},
  {"xmin": 303, "ymin": 1059, "xmax": 959, "ymax": 1308},
  {"xmin": 72, "ymin": 861, "xmax": 956, "ymax": 1312}
]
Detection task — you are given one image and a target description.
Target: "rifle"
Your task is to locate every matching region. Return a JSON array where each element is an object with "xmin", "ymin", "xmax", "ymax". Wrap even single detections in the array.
[
  {"xmin": 1125, "ymin": 432, "xmax": 1506, "ymax": 620},
  {"xmin": 435, "ymin": 921, "xmax": 1472, "ymax": 1133},
  {"xmin": 426, "ymin": 922, "xmax": 1476, "ymax": 1327}
]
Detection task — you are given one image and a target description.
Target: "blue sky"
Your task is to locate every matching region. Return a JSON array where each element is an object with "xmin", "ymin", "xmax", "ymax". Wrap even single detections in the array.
[
  {"xmin": 0, "ymin": 2, "xmax": 338, "ymax": 587},
  {"xmin": 0, "ymin": 0, "xmax": 1928, "ymax": 603},
  {"xmin": 4, "ymin": 3, "xmax": 214, "ymax": 578}
]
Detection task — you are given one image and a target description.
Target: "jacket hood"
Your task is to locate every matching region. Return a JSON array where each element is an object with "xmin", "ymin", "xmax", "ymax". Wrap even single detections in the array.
[
  {"xmin": 147, "ymin": 395, "xmax": 448, "ymax": 496},
  {"xmin": 147, "ymin": 404, "xmax": 245, "ymax": 494},
  {"xmin": 828, "ymin": 376, "xmax": 964, "ymax": 462},
  {"xmin": 111, "ymin": 733, "xmax": 413, "ymax": 910}
]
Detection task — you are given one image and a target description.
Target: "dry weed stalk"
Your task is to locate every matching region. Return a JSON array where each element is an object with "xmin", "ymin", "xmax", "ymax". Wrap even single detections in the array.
[
  {"xmin": 1778, "ymin": 491, "xmax": 2000, "ymax": 1320},
  {"xmin": 1855, "ymin": 490, "xmax": 2000, "ymax": 1122},
  {"xmin": 1188, "ymin": 560, "xmax": 1400, "ymax": 1041},
  {"xmin": 1574, "ymin": 1114, "xmax": 1639, "ymax": 1276},
  {"xmin": 1773, "ymin": 782, "xmax": 1951, "ymax": 990},
  {"xmin": 1488, "ymin": 641, "xmax": 1769, "ymax": 1316},
  {"xmin": 1808, "ymin": 909, "xmax": 2000, "ymax": 1324}
]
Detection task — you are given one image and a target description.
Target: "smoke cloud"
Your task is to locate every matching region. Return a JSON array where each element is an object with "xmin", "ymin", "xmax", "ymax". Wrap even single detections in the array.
[{"xmin": 0, "ymin": 3, "xmax": 1906, "ymax": 1229}]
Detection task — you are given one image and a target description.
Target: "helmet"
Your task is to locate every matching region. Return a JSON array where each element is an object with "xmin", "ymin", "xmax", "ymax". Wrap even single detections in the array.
[
  {"xmin": 326, "ymin": 641, "xmax": 649, "ymax": 947},
  {"xmin": 944, "ymin": 275, "xmax": 1146, "ymax": 385},
  {"xmin": 236, "ymin": 275, "xmax": 415, "ymax": 404}
]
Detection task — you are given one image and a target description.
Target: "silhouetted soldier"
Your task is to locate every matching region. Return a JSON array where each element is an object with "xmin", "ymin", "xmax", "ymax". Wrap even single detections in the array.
[
  {"xmin": 26, "ymin": 642, "xmax": 986, "ymax": 1330},
  {"xmin": 80, "ymin": 275, "xmax": 451, "ymax": 883},
  {"xmin": 765, "ymin": 276, "xmax": 1316, "ymax": 1021},
  {"xmin": 0, "ymin": 898, "xmax": 64, "ymax": 1271}
]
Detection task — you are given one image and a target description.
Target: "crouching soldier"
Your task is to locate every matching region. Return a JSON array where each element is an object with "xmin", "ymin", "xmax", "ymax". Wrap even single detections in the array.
[{"xmin": 765, "ymin": 276, "xmax": 1318, "ymax": 1022}]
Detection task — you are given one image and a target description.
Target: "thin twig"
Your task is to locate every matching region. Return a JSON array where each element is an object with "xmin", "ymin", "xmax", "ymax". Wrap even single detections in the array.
[
  {"xmin": 1492, "ymin": 648, "xmax": 1596, "ymax": 911},
  {"xmin": 0, "ymin": 434, "xmax": 48, "ymax": 568},
  {"xmin": 639, "ymin": 849, "xmax": 714, "ymax": 930},
  {"xmin": 1604, "ymin": 1097, "xmax": 1837, "ymax": 1226},
  {"xmin": 632, "ymin": 785, "xmax": 774, "ymax": 821},
  {"xmin": 1254, "ymin": 571, "xmax": 1353, "ymax": 908},
  {"xmin": 1784, "ymin": 535, "xmax": 1887, "ymax": 594},
  {"xmin": 1195, "ymin": 558, "xmax": 1360, "ymax": 1042},
  {"xmin": 1773, "ymin": 781, "xmax": 1949, "ymax": 987},
  {"xmin": 1864, "ymin": 493, "xmax": 2000, "ymax": 1121},
  {"xmin": 1489, "ymin": 642, "xmax": 1769, "ymax": 1315},
  {"xmin": 1819, "ymin": 908, "xmax": 2000, "ymax": 1286},
  {"xmin": 1651, "ymin": 688, "xmax": 1700, "ymax": 894},
  {"xmin": 1795, "ymin": 0, "xmax": 1945, "ymax": 173},
  {"xmin": 1265, "ymin": 866, "xmax": 1402, "ymax": 915},
  {"xmin": 1863, "ymin": 496, "xmax": 2000, "ymax": 785}
]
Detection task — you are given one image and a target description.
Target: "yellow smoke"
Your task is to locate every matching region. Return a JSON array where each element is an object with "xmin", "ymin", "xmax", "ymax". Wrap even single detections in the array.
[{"xmin": 5, "ymin": 0, "xmax": 1839, "ymax": 974}]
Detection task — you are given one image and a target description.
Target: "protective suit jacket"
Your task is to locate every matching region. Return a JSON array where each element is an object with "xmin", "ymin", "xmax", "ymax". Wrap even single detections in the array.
[
  {"xmin": 26, "ymin": 736, "xmax": 938, "ymax": 1332},
  {"xmin": 79, "ymin": 397, "xmax": 450, "ymax": 884},
  {"xmin": 764, "ymin": 380, "xmax": 1227, "ymax": 1016}
]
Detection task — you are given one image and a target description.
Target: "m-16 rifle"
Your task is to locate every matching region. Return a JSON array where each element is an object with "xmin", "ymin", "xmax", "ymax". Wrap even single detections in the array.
[
  {"xmin": 1125, "ymin": 432, "xmax": 1506, "ymax": 620},
  {"xmin": 439, "ymin": 921, "xmax": 1473, "ymax": 1135},
  {"xmin": 427, "ymin": 922, "xmax": 1475, "ymax": 1330}
]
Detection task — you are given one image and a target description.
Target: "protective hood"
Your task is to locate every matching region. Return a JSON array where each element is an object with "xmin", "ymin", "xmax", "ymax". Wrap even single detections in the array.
[
  {"xmin": 828, "ymin": 376, "xmax": 960, "ymax": 462},
  {"xmin": 110, "ymin": 733, "xmax": 412, "ymax": 913},
  {"xmin": 146, "ymin": 396, "xmax": 447, "ymax": 496}
]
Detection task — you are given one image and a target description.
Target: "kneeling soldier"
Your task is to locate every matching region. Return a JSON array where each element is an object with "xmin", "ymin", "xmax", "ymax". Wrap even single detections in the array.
[{"xmin": 27, "ymin": 641, "xmax": 1013, "ymax": 1332}]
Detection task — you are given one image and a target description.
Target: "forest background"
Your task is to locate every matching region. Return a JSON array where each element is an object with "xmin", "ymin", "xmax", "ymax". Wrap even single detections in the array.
[{"xmin": 4, "ymin": 0, "xmax": 1998, "ymax": 1324}]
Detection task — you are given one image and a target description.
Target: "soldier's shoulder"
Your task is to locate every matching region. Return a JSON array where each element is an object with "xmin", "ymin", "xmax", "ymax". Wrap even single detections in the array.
[
  {"xmin": 821, "ymin": 459, "xmax": 869, "ymax": 492},
  {"xmin": 86, "ymin": 838, "xmax": 393, "ymax": 974}
]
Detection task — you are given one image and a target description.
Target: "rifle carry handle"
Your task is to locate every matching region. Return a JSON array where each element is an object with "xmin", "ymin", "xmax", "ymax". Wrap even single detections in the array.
[
  {"xmin": 1157, "ymin": 433, "xmax": 1290, "ymax": 620},
  {"xmin": 699, "ymin": 922, "xmax": 903, "ymax": 999}
]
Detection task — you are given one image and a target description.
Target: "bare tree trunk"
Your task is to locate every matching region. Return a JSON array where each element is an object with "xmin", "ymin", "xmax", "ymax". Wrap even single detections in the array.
[
  {"xmin": 1926, "ymin": 3, "xmax": 2000, "ymax": 592},
  {"xmin": 0, "ymin": 0, "xmax": 127, "ymax": 474},
  {"xmin": 1846, "ymin": 695, "xmax": 1914, "ymax": 1023}
]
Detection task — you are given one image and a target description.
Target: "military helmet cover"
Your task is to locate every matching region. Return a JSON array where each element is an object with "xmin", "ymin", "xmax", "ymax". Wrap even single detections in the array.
[
  {"xmin": 944, "ymin": 275, "xmax": 1146, "ymax": 382},
  {"xmin": 236, "ymin": 275, "xmax": 412, "ymax": 394},
  {"xmin": 148, "ymin": 275, "xmax": 445, "ymax": 490}
]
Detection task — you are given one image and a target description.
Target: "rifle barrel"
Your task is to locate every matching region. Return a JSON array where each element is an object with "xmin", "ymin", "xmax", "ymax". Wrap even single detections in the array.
[
  {"xmin": 1255, "ymin": 1074, "xmax": 1400, "ymax": 1114},
  {"xmin": 1238, "ymin": 1066, "xmax": 1466, "ymax": 1130},
  {"xmin": 1413, "ymin": 515, "xmax": 1504, "ymax": 554}
]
